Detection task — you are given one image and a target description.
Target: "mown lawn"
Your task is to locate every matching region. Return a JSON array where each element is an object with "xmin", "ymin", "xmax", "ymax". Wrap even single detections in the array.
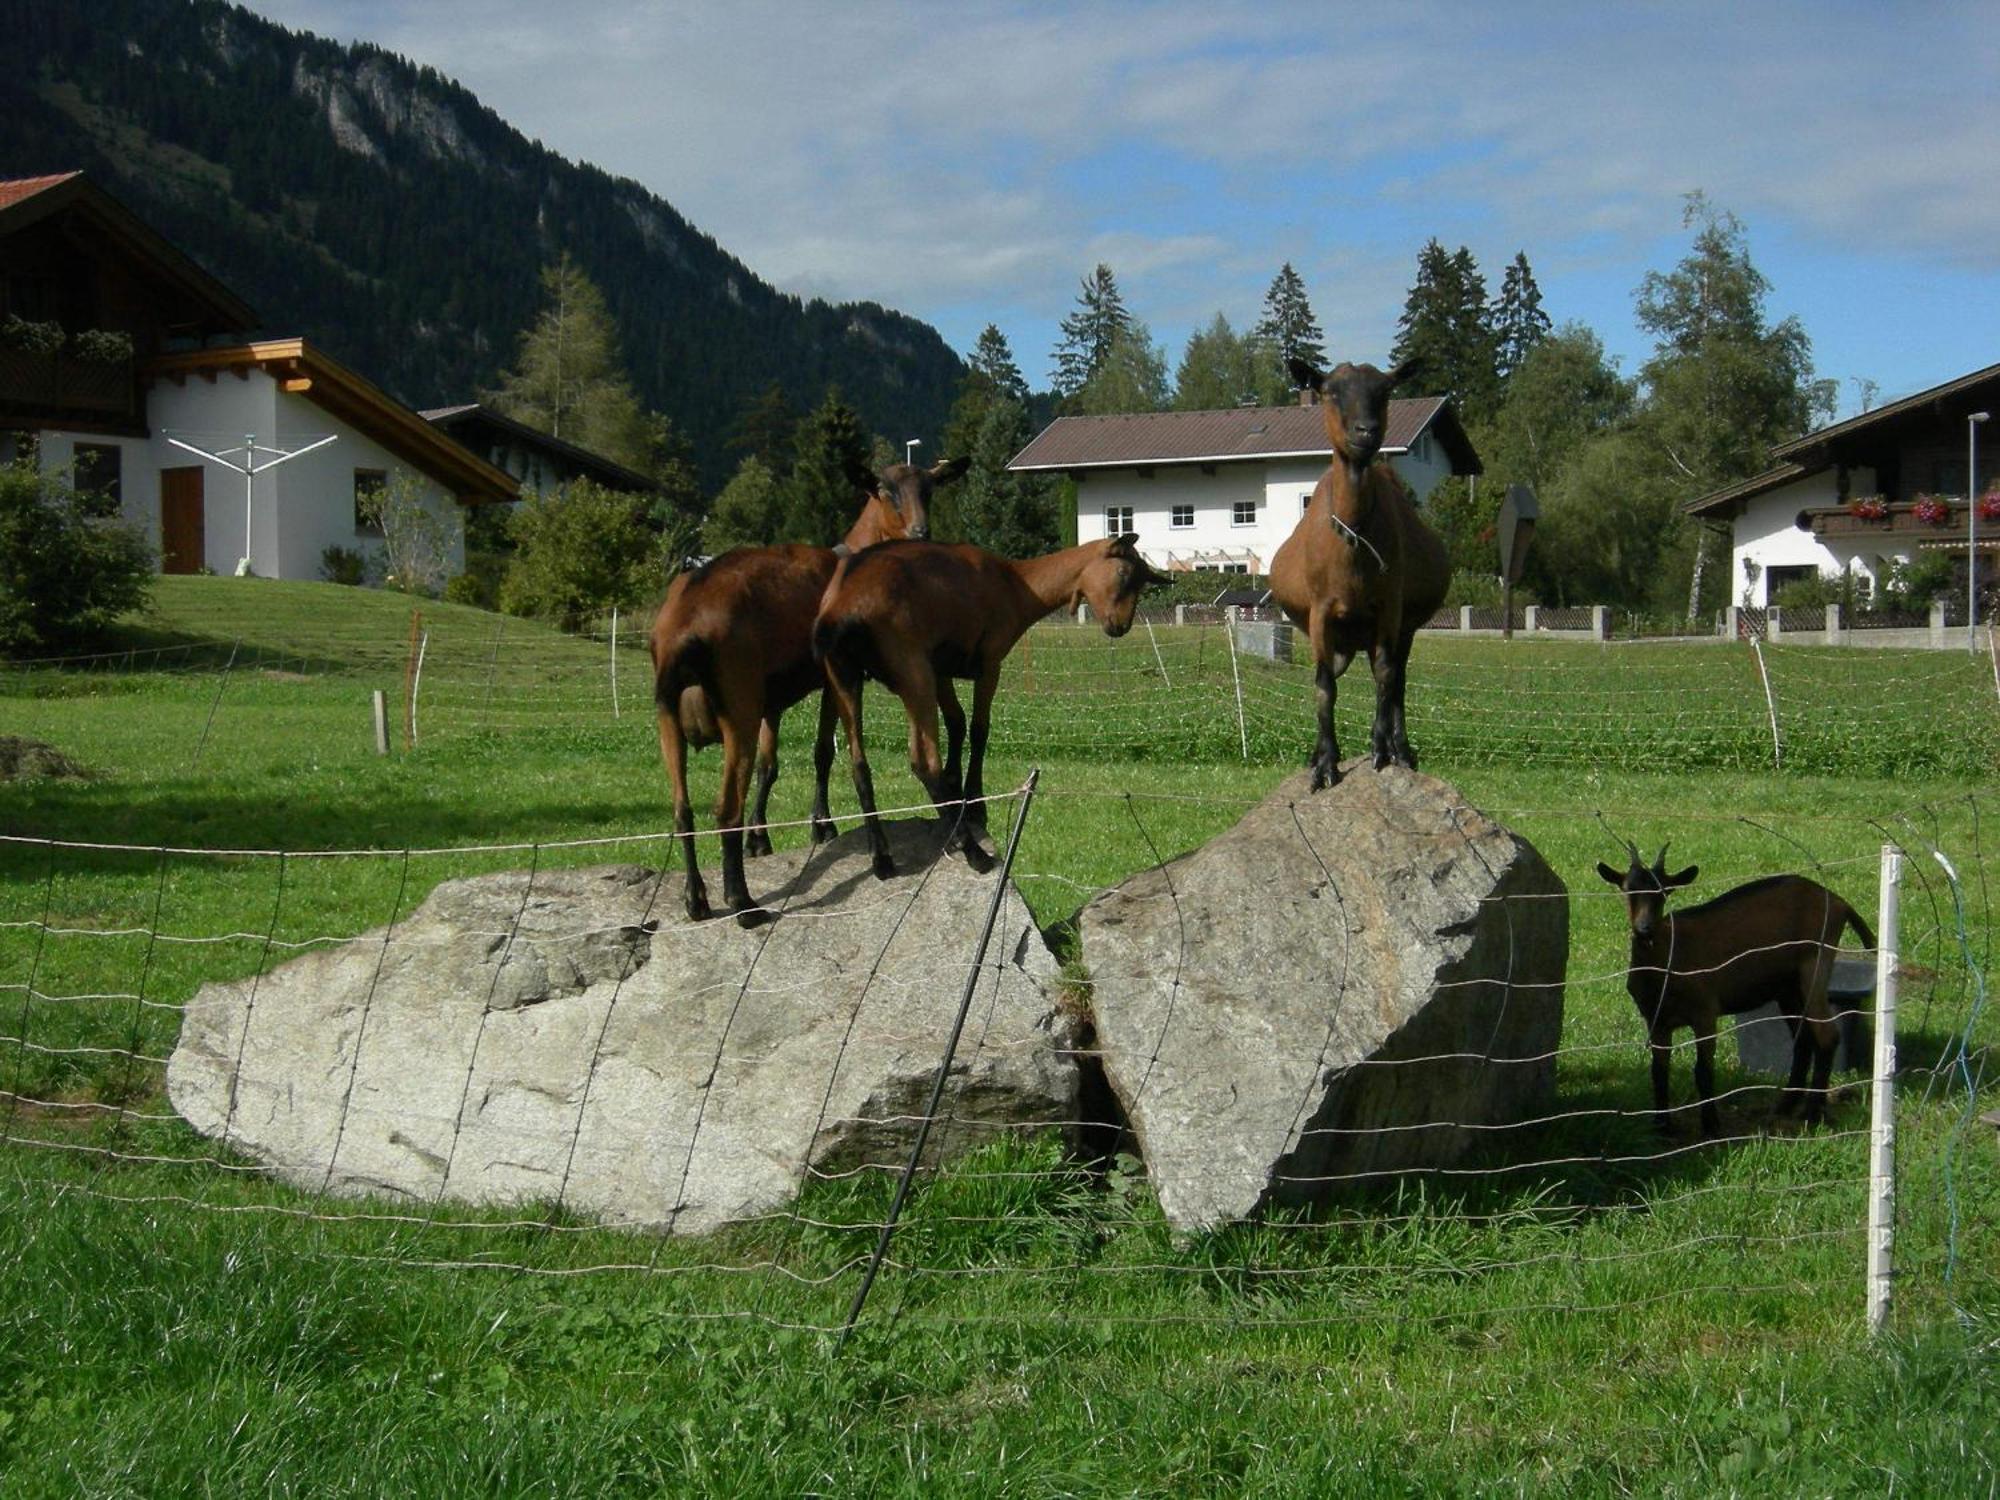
[{"xmin": 0, "ymin": 577, "xmax": 1994, "ymax": 1494}]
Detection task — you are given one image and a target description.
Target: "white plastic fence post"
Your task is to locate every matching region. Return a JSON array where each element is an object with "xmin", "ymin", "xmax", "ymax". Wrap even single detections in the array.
[
  {"xmin": 1224, "ymin": 611, "xmax": 1248, "ymax": 761},
  {"xmin": 1867, "ymin": 843, "xmax": 1902, "ymax": 1337},
  {"xmin": 1142, "ymin": 613, "xmax": 1171, "ymax": 690},
  {"xmin": 1750, "ymin": 635, "xmax": 1783, "ymax": 770},
  {"xmin": 410, "ymin": 630, "xmax": 429, "ymax": 749},
  {"xmin": 372, "ymin": 689, "xmax": 388, "ymax": 756},
  {"xmin": 610, "ymin": 606, "xmax": 620, "ymax": 720}
]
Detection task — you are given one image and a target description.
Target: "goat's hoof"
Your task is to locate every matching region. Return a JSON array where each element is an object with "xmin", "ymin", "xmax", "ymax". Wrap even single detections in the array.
[
  {"xmin": 962, "ymin": 841, "xmax": 995, "ymax": 875},
  {"xmin": 733, "ymin": 905, "xmax": 774, "ymax": 931},
  {"xmin": 684, "ymin": 893, "xmax": 714, "ymax": 923},
  {"xmin": 871, "ymin": 853, "xmax": 898, "ymax": 881},
  {"xmin": 1308, "ymin": 761, "xmax": 1340, "ymax": 792},
  {"xmin": 810, "ymin": 819, "xmax": 838, "ymax": 846},
  {"xmin": 746, "ymin": 834, "xmax": 774, "ymax": 859}
]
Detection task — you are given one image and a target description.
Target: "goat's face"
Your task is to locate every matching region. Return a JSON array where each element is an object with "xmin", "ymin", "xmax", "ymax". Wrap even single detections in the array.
[
  {"xmin": 863, "ymin": 455, "xmax": 967, "ymax": 543},
  {"xmin": 1288, "ymin": 356, "xmax": 1415, "ymax": 474},
  {"xmin": 1079, "ymin": 533, "xmax": 1168, "ymax": 638},
  {"xmin": 1597, "ymin": 845, "xmax": 1700, "ymax": 940}
]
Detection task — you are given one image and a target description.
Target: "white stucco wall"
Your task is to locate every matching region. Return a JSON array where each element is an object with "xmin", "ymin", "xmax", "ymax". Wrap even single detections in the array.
[
  {"xmin": 1726, "ymin": 466, "xmax": 1912, "ymax": 605},
  {"xmin": 1072, "ymin": 448, "xmax": 1447, "ymax": 574},
  {"xmin": 38, "ymin": 372, "xmax": 466, "ymax": 580}
]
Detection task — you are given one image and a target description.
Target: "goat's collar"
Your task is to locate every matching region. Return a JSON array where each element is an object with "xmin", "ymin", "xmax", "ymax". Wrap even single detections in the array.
[
  {"xmin": 1329, "ymin": 509, "xmax": 1385, "ymax": 572},
  {"xmin": 831, "ymin": 542, "xmax": 853, "ymax": 559}
]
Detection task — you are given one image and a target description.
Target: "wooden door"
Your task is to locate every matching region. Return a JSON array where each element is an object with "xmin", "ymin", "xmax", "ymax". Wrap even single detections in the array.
[{"xmin": 160, "ymin": 466, "xmax": 204, "ymax": 574}]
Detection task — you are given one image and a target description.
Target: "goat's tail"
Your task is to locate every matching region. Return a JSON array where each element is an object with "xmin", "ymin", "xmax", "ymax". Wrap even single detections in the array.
[
  {"xmin": 652, "ymin": 633, "xmax": 714, "ymax": 715},
  {"xmin": 811, "ymin": 612, "xmax": 872, "ymax": 688},
  {"xmin": 1841, "ymin": 898, "xmax": 1876, "ymax": 954}
]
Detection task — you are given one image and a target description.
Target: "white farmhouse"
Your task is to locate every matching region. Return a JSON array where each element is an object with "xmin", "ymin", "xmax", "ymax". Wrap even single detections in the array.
[
  {"xmin": 1686, "ymin": 359, "xmax": 2000, "ymax": 609},
  {"xmin": 2, "ymin": 172, "xmax": 514, "ymax": 579},
  {"xmin": 1007, "ymin": 397, "xmax": 1481, "ymax": 574}
]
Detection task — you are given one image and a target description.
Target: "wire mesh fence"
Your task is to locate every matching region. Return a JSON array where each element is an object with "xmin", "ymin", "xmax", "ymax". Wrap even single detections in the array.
[{"xmin": 0, "ymin": 752, "xmax": 1991, "ymax": 1342}]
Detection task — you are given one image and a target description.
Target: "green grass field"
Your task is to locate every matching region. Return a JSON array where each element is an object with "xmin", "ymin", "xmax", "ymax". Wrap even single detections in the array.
[{"xmin": 0, "ymin": 577, "xmax": 1995, "ymax": 1494}]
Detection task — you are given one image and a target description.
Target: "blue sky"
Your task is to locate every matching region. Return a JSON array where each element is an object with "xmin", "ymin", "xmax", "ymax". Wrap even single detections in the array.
[{"xmin": 247, "ymin": 1, "xmax": 1999, "ymax": 417}]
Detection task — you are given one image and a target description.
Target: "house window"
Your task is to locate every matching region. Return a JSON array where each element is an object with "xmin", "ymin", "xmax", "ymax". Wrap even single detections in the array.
[
  {"xmin": 1300, "ymin": 492, "xmax": 1314, "ymax": 516},
  {"xmin": 354, "ymin": 468, "xmax": 388, "ymax": 535},
  {"xmin": 1105, "ymin": 505, "xmax": 1133, "ymax": 535},
  {"xmin": 73, "ymin": 443, "xmax": 122, "ymax": 518},
  {"xmin": 1232, "ymin": 499, "xmax": 1257, "ymax": 527},
  {"xmin": 1170, "ymin": 504, "xmax": 1195, "ymax": 529}
]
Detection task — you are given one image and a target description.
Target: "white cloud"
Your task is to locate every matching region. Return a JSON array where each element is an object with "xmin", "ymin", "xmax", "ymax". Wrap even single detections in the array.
[{"xmin": 244, "ymin": 0, "xmax": 2000, "ymax": 381}]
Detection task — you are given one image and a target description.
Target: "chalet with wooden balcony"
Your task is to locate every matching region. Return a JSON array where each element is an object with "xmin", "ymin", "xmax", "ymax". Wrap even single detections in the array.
[
  {"xmin": 2, "ymin": 171, "xmax": 514, "ymax": 579},
  {"xmin": 1686, "ymin": 360, "xmax": 2000, "ymax": 615}
]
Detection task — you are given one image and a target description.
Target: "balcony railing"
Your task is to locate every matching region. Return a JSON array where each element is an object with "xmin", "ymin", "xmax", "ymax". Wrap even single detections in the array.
[{"xmin": 0, "ymin": 347, "xmax": 140, "ymax": 424}]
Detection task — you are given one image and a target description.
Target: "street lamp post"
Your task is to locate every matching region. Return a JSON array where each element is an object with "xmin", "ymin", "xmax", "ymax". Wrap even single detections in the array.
[
  {"xmin": 905, "ymin": 438, "xmax": 922, "ymax": 466},
  {"xmin": 1971, "ymin": 412, "xmax": 1990, "ymax": 653}
]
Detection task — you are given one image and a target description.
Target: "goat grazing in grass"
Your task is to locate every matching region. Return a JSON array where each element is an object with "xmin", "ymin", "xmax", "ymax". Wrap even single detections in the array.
[
  {"xmin": 1597, "ymin": 844, "xmax": 1875, "ymax": 1137},
  {"xmin": 812, "ymin": 533, "xmax": 1167, "ymax": 877},
  {"xmin": 1268, "ymin": 356, "xmax": 1451, "ymax": 790},
  {"xmin": 649, "ymin": 459, "xmax": 965, "ymax": 926}
]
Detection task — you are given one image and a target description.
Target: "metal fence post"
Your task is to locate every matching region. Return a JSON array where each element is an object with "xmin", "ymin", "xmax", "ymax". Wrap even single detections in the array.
[{"xmin": 1867, "ymin": 843, "xmax": 1902, "ymax": 1337}]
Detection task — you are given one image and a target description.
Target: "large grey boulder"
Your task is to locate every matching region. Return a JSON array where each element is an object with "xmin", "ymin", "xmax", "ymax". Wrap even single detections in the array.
[
  {"xmin": 1080, "ymin": 764, "xmax": 1566, "ymax": 1231},
  {"xmin": 168, "ymin": 821, "xmax": 1074, "ymax": 1236}
]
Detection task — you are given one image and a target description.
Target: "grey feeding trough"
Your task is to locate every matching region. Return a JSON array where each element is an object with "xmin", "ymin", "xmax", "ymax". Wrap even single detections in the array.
[{"xmin": 1731, "ymin": 956, "xmax": 1875, "ymax": 1074}]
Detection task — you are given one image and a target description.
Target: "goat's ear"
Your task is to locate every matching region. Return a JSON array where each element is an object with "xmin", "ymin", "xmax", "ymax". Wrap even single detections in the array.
[
  {"xmin": 1596, "ymin": 861, "xmax": 1626, "ymax": 888},
  {"xmin": 1388, "ymin": 357, "xmax": 1419, "ymax": 389},
  {"xmin": 1286, "ymin": 356, "xmax": 1324, "ymax": 393},
  {"xmin": 1112, "ymin": 531, "xmax": 1143, "ymax": 553},
  {"xmin": 929, "ymin": 455, "xmax": 970, "ymax": 484},
  {"xmin": 1665, "ymin": 865, "xmax": 1699, "ymax": 889}
]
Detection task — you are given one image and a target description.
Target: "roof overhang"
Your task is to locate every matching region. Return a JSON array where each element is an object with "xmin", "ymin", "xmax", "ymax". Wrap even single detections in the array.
[
  {"xmin": 145, "ymin": 339, "xmax": 518, "ymax": 505},
  {"xmin": 1010, "ymin": 445, "xmax": 1408, "ymax": 475},
  {"xmin": 420, "ymin": 401, "xmax": 655, "ymax": 493},
  {"xmin": 0, "ymin": 172, "xmax": 258, "ymax": 334}
]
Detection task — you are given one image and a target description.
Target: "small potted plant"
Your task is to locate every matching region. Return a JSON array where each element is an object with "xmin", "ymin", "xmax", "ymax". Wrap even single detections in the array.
[
  {"xmin": 1912, "ymin": 494, "xmax": 1953, "ymax": 525},
  {"xmin": 1847, "ymin": 494, "xmax": 1889, "ymax": 521}
]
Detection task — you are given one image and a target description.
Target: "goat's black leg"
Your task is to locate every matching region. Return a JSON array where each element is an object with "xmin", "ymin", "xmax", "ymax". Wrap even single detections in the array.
[
  {"xmin": 808, "ymin": 692, "xmax": 839, "ymax": 846},
  {"xmin": 1777, "ymin": 1010, "xmax": 1813, "ymax": 1117},
  {"xmin": 658, "ymin": 712, "xmax": 710, "ymax": 923},
  {"xmin": 1368, "ymin": 636, "xmax": 1417, "ymax": 771},
  {"xmin": 1385, "ymin": 630, "xmax": 1420, "ymax": 769},
  {"xmin": 1693, "ymin": 1018, "xmax": 1720, "ymax": 1137},
  {"xmin": 1802, "ymin": 1017, "xmax": 1838, "ymax": 1128},
  {"xmin": 1309, "ymin": 658, "xmax": 1341, "ymax": 791},
  {"xmin": 721, "ymin": 828, "xmax": 771, "ymax": 930},
  {"xmin": 829, "ymin": 666, "xmax": 894, "ymax": 880},
  {"xmin": 745, "ymin": 716, "xmax": 780, "ymax": 858},
  {"xmin": 1649, "ymin": 1027, "xmax": 1675, "ymax": 1136}
]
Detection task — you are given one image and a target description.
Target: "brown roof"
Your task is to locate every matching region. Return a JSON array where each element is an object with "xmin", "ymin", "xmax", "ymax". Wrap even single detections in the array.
[
  {"xmin": 0, "ymin": 170, "xmax": 257, "ymax": 333},
  {"xmin": 1008, "ymin": 398, "xmax": 1481, "ymax": 475},
  {"xmin": 147, "ymin": 340, "xmax": 517, "ymax": 505},
  {"xmin": 0, "ymin": 172, "xmax": 80, "ymax": 211},
  {"xmin": 419, "ymin": 402, "xmax": 656, "ymax": 494},
  {"xmin": 1682, "ymin": 461, "xmax": 1812, "ymax": 519}
]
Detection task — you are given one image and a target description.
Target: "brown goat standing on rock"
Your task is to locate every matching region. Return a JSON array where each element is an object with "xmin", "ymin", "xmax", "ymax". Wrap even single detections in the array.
[
  {"xmin": 812, "ymin": 533, "xmax": 1166, "ymax": 877},
  {"xmin": 1598, "ymin": 845, "xmax": 1875, "ymax": 1137},
  {"xmin": 1269, "ymin": 357, "xmax": 1450, "ymax": 790},
  {"xmin": 649, "ymin": 459, "xmax": 965, "ymax": 927}
]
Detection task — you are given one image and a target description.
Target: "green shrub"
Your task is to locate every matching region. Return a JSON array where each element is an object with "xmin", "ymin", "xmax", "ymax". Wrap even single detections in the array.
[
  {"xmin": 443, "ymin": 571, "xmax": 490, "ymax": 608},
  {"xmin": 0, "ymin": 455, "xmax": 153, "ymax": 653},
  {"xmin": 319, "ymin": 545, "xmax": 367, "ymax": 586},
  {"xmin": 68, "ymin": 328, "xmax": 134, "ymax": 364},
  {"xmin": 1877, "ymin": 554, "xmax": 1954, "ymax": 611},
  {"xmin": 357, "ymin": 468, "xmax": 454, "ymax": 597},
  {"xmin": 500, "ymin": 478, "xmax": 687, "ymax": 632}
]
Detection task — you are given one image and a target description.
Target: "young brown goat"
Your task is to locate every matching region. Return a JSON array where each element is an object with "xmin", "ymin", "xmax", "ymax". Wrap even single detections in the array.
[
  {"xmin": 812, "ymin": 533, "xmax": 1166, "ymax": 876},
  {"xmin": 1268, "ymin": 357, "xmax": 1451, "ymax": 790},
  {"xmin": 649, "ymin": 459, "xmax": 965, "ymax": 927},
  {"xmin": 1597, "ymin": 845, "xmax": 1875, "ymax": 1137}
]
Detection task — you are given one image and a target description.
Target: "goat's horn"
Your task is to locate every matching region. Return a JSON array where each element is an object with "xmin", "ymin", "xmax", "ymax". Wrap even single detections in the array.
[{"xmin": 1654, "ymin": 841, "xmax": 1671, "ymax": 870}]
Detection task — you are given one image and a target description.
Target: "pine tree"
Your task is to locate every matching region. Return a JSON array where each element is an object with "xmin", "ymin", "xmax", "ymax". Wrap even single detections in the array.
[
  {"xmin": 727, "ymin": 382, "xmax": 797, "ymax": 474},
  {"xmin": 1253, "ymin": 262, "xmax": 1324, "ymax": 371},
  {"xmin": 1490, "ymin": 251, "xmax": 1551, "ymax": 383},
  {"xmin": 489, "ymin": 254, "xmax": 663, "ymax": 478},
  {"xmin": 1073, "ymin": 324, "xmax": 1170, "ymax": 415},
  {"xmin": 779, "ymin": 387, "xmax": 875, "ymax": 543},
  {"xmin": 1172, "ymin": 313, "xmax": 1283, "ymax": 411},
  {"xmin": 1050, "ymin": 265, "xmax": 1131, "ymax": 399},
  {"xmin": 955, "ymin": 398, "xmax": 1058, "ymax": 557},
  {"xmin": 1389, "ymin": 240, "xmax": 1499, "ymax": 423},
  {"xmin": 970, "ymin": 324, "xmax": 1028, "ymax": 403}
]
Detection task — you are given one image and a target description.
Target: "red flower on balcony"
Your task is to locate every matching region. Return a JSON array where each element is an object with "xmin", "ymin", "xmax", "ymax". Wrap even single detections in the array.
[
  {"xmin": 1912, "ymin": 494, "xmax": 1953, "ymax": 525},
  {"xmin": 1847, "ymin": 495, "xmax": 1889, "ymax": 521},
  {"xmin": 1980, "ymin": 488, "xmax": 2000, "ymax": 523}
]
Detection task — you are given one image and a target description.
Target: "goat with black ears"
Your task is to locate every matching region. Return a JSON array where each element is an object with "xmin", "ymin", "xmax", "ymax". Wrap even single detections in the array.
[{"xmin": 1599, "ymin": 844, "xmax": 1874, "ymax": 1137}]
